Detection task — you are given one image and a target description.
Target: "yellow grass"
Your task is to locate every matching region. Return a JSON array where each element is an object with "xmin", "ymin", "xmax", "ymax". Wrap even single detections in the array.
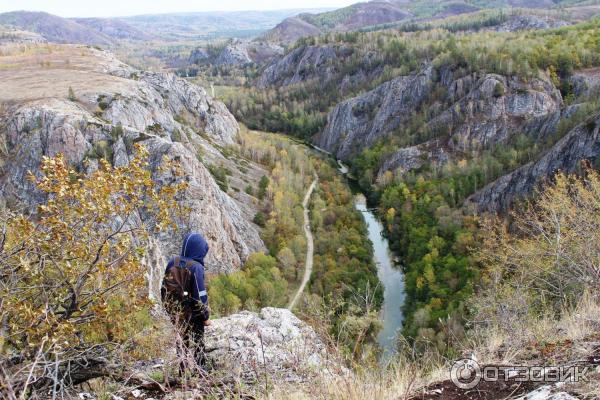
[{"xmin": 0, "ymin": 43, "xmax": 137, "ymax": 103}]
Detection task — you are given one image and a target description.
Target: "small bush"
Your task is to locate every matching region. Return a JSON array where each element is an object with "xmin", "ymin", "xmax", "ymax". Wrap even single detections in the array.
[
  {"xmin": 207, "ymin": 164, "xmax": 229, "ymax": 192},
  {"xmin": 258, "ymin": 175, "xmax": 269, "ymax": 200},
  {"xmin": 67, "ymin": 86, "xmax": 77, "ymax": 101},
  {"xmin": 493, "ymin": 82, "xmax": 505, "ymax": 98},
  {"xmin": 253, "ymin": 211, "xmax": 266, "ymax": 227},
  {"xmin": 172, "ymin": 128, "xmax": 182, "ymax": 142}
]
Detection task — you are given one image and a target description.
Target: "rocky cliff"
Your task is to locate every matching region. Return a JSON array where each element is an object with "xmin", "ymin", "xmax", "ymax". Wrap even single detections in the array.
[
  {"xmin": 467, "ymin": 113, "xmax": 600, "ymax": 212},
  {"xmin": 258, "ymin": 45, "xmax": 344, "ymax": 88},
  {"xmin": 316, "ymin": 66, "xmax": 563, "ymax": 164},
  {"xmin": 315, "ymin": 66, "xmax": 435, "ymax": 159},
  {"xmin": 189, "ymin": 40, "xmax": 283, "ymax": 68},
  {"xmin": 215, "ymin": 41, "xmax": 253, "ymax": 66},
  {"xmin": 570, "ymin": 68, "xmax": 600, "ymax": 98},
  {"xmin": 0, "ymin": 44, "xmax": 264, "ymax": 272},
  {"xmin": 431, "ymin": 72, "xmax": 562, "ymax": 151}
]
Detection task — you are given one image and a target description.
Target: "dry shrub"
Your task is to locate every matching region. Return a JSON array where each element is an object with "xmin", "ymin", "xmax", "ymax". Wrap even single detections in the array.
[{"xmin": 469, "ymin": 166, "xmax": 600, "ymax": 359}]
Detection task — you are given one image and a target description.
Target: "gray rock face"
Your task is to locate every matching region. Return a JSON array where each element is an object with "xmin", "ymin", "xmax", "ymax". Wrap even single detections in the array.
[
  {"xmin": 378, "ymin": 141, "xmax": 449, "ymax": 178},
  {"xmin": 467, "ymin": 114, "xmax": 600, "ymax": 213},
  {"xmin": 0, "ymin": 47, "xmax": 263, "ymax": 272},
  {"xmin": 433, "ymin": 73, "xmax": 562, "ymax": 151},
  {"xmin": 145, "ymin": 139, "xmax": 264, "ymax": 272},
  {"xmin": 190, "ymin": 41, "xmax": 283, "ymax": 67},
  {"xmin": 317, "ymin": 67, "xmax": 562, "ymax": 161},
  {"xmin": 215, "ymin": 41, "xmax": 252, "ymax": 66},
  {"xmin": 1, "ymin": 99, "xmax": 262, "ymax": 272},
  {"xmin": 102, "ymin": 71, "xmax": 239, "ymax": 145},
  {"xmin": 205, "ymin": 308, "xmax": 341, "ymax": 382},
  {"xmin": 258, "ymin": 45, "xmax": 342, "ymax": 88},
  {"xmin": 570, "ymin": 68, "xmax": 600, "ymax": 98},
  {"xmin": 495, "ymin": 15, "xmax": 570, "ymax": 32},
  {"xmin": 315, "ymin": 66, "xmax": 434, "ymax": 159},
  {"xmin": 245, "ymin": 41, "xmax": 284, "ymax": 65}
]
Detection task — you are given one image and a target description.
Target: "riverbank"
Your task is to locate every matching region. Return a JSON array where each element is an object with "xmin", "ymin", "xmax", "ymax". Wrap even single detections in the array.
[
  {"xmin": 355, "ymin": 194, "xmax": 405, "ymax": 359},
  {"xmin": 306, "ymin": 143, "xmax": 406, "ymax": 358}
]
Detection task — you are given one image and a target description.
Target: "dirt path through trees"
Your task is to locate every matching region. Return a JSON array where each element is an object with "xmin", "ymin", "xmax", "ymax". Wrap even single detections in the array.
[{"xmin": 287, "ymin": 176, "xmax": 318, "ymax": 310}]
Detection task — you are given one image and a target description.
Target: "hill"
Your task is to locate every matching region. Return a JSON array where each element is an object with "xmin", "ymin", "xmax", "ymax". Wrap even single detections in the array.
[
  {"xmin": 263, "ymin": 0, "xmax": 596, "ymax": 43},
  {"xmin": 264, "ymin": 1, "xmax": 414, "ymax": 43},
  {"xmin": 0, "ymin": 11, "xmax": 113, "ymax": 45},
  {"xmin": 119, "ymin": 8, "xmax": 333, "ymax": 40},
  {"xmin": 73, "ymin": 17, "xmax": 155, "ymax": 41},
  {"xmin": 0, "ymin": 8, "xmax": 335, "ymax": 46}
]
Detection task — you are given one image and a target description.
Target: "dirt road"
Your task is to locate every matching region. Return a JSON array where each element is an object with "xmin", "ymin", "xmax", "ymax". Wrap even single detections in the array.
[{"xmin": 287, "ymin": 176, "xmax": 318, "ymax": 310}]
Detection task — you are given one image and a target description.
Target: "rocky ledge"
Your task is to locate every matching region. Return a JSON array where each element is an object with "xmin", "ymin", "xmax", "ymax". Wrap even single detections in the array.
[{"xmin": 205, "ymin": 307, "xmax": 341, "ymax": 383}]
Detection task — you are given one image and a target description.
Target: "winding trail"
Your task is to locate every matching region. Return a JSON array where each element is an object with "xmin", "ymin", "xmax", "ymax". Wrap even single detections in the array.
[{"xmin": 287, "ymin": 176, "xmax": 318, "ymax": 310}]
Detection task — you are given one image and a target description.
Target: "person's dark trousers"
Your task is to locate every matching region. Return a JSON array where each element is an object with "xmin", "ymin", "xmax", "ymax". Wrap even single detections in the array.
[{"xmin": 182, "ymin": 316, "xmax": 206, "ymax": 368}]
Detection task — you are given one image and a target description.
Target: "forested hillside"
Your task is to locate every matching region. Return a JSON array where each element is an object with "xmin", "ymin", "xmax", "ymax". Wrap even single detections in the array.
[
  {"xmin": 262, "ymin": 0, "xmax": 596, "ymax": 43},
  {"xmin": 222, "ymin": 11, "xmax": 600, "ymax": 355}
]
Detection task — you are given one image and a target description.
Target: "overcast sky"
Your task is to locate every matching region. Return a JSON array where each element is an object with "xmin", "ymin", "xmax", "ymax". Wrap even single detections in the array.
[{"xmin": 0, "ymin": 0, "xmax": 360, "ymax": 18}]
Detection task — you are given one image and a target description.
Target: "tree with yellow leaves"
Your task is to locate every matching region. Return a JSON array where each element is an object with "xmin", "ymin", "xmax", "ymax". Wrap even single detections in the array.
[
  {"xmin": 0, "ymin": 145, "xmax": 187, "ymax": 398},
  {"xmin": 474, "ymin": 166, "xmax": 600, "ymax": 335}
]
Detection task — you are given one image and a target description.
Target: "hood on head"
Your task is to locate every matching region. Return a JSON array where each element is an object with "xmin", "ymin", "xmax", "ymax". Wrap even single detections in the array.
[{"xmin": 181, "ymin": 233, "xmax": 209, "ymax": 264}]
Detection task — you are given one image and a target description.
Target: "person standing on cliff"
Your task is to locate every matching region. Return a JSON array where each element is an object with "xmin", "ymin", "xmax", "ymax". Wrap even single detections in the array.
[{"xmin": 161, "ymin": 232, "xmax": 211, "ymax": 370}]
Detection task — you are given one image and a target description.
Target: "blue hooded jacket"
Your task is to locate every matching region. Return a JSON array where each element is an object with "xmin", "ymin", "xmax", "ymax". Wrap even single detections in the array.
[{"xmin": 165, "ymin": 233, "xmax": 209, "ymax": 309}]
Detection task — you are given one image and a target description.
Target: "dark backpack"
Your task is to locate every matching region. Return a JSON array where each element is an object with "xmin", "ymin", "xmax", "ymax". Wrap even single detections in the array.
[{"xmin": 161, "ymin": 256, "xmax": 195, "ymax": 319}]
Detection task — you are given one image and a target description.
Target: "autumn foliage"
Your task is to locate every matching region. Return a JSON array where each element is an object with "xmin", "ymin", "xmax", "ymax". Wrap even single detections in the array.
[
  {"xmin": 0, "ymin": 145, "xmax": 186, "ymax": 397},
  {"xmin": 474, "ymin": 166, "xmax": 600, "ymax": 338}
]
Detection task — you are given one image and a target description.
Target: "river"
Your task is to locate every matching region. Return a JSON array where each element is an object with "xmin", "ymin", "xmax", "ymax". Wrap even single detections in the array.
[
  {"xmin": 354, "ymin": 194, "xmax": 405, "ymax": 360},
  {"xmin": 310, "ymin": 146, "xmax": 406, "ymax": 359}
]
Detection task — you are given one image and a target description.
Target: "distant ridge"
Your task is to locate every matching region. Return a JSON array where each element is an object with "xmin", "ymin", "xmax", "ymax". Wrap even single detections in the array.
[
  {"xmin": 264, "ymin": 1, "xmax": 414, "ymax": 43},
  {"xmin": 0, "ymin": 11, "xmax": 113, "ymax": 45},
  {"xmin": 73, "ymin": 17, "xmax": 155, "ymax": 41},
  {"xmin": 262, "ymin": 0, "xmax": 595, "ymax": 43},
  {"xmin": 0, "ymin": 8, "xmax": 337, "ymax": 45}
]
